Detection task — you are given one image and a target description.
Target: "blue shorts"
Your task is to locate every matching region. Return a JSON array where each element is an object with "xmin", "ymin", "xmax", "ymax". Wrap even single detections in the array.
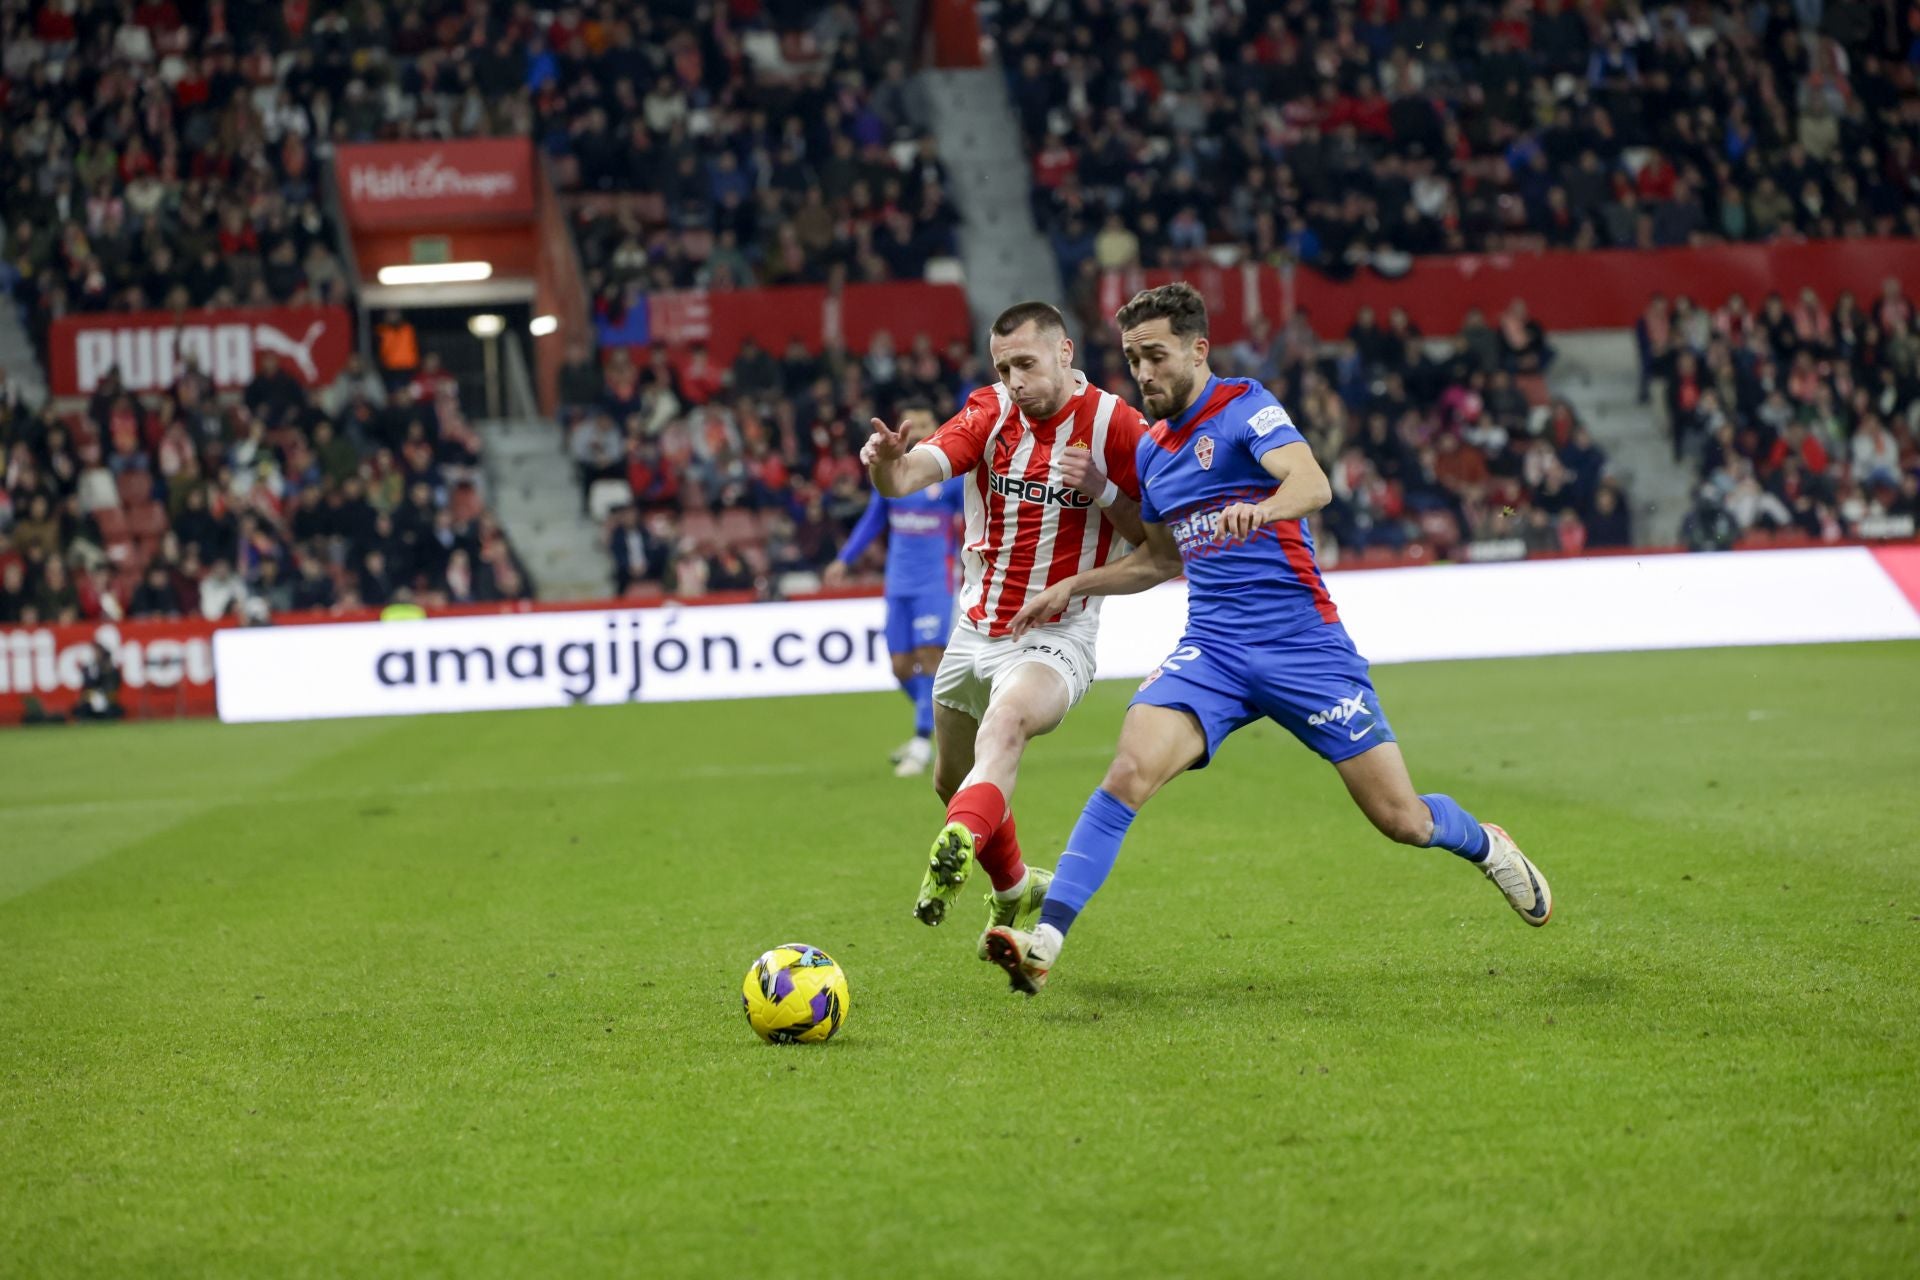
[
  {"xmin": 884, "ymin": 592, "xmax": 954, "ymax": 655},
  {"xmin": 1130, "ymin": 623, "xmax": 1396, "ymax": 767}
]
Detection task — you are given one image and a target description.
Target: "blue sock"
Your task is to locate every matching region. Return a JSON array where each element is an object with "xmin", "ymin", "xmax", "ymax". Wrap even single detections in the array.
[
  {"xmin": 1422, "ymin": 794, "xmax": 1490, "ymax": 862},
  {"xmin": 906, "ymin": 674, "xmax": 934, "ymax": 737},
  {"xmin": 1038, "ymin": 788, "xmax": 1137, "ymax": 937}
]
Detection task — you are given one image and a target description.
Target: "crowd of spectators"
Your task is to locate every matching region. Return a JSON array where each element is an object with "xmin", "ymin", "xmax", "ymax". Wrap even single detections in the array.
[
  {"xmin": 563, "ymin": 330, "xmax": 990, "ymax": 597},
  {"xmin": 0, "ymin": 0, "xmax": 395, "ymax": 366},
  {"xmin": 0, "ymin": 0, "xmax": 561, "ymax": 625},
  {"xmin": 1647, "ymin": 277, "xmax": 1920, "ymax": 548},
  {"xmin": 0, "ymin": 350, "xmax": 534, "ymax": 627},
  {"xmin": 1, "ymin": 0, "xmax": 958, "ymax": 349},
  {"xmin": 1197, "ymin": 295, "xmax": 1627, "ymax": 562},
  {"xmin": 992, "ymin": 0, "xmax": 1920, "ymax": 289},
  {"xmin": 557, "ymin": 1, "xmax": 961, "ymax": 345},
  {"xmin": 575, "ymin": 289, "xmax": 1613, "ymax": 592}
]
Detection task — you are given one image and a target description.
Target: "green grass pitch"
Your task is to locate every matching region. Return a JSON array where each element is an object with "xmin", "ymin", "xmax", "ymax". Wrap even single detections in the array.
[{"xmin": 3, "ymin": 642, "xmax": 1917, "ymax": 1278}]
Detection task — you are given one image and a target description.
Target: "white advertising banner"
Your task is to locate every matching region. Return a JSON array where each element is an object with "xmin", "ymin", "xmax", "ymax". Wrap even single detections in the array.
[{"xmin": 215, "ymin": 549, "xmax": 1920, "ymax": 723}]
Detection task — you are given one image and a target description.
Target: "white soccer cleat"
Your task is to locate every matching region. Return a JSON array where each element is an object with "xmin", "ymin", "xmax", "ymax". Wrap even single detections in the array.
[
  {"xmin": 978, "ymin": 867, "xmax": 1053, "ymax": 961},
  {"xmin": 1480, "ymin": 823, "xmax": 1553, "ymax": 926},
  {"xmin": 982, "ymin": 925, "xmax": 1059, "ymax": 995},
  {"xmin": 892, "ymin": 736, "xmax": 933, "ymax": 777},
  {"xmin": 888, "ymin": 737, "xmax": 919, "ymax": 765}
]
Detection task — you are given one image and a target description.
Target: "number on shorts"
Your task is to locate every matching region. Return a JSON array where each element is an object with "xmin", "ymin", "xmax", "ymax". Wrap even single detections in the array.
[{"xmin": 1161, "ymin": 645, "xmax": 1202, "ymax": 672}]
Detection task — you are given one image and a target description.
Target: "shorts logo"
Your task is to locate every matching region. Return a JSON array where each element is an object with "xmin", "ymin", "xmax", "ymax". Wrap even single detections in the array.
[
  {"xmin": 1138, "ymin": 667, "xmax": 1163, "ymax": 690},
  {"xmin": 1194, "ymin": 436, "xmax": 1215, "ymax": 470},
  {"xmin": 1306, "ymin": 692, "xmax": 1369, "ymax": 728},
  {"xmin": 1248, "ymin": 405, "xmax": 1291, "ymax": 438},
  {"xmin": 1021, "ymin": 641, "xmax": 1082, "ymax": 681},
  {"xmin": 913, "ymin": 613, "xmax": 943, "ymax": 632},
  {"xmin": 988, "ymin": 470, "xmax": 1094, "ymax": 509}
]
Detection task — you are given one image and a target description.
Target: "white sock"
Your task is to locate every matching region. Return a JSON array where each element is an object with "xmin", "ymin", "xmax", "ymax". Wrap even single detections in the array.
[
  {"xmin": 992, "ymin": 870, "xmax": 1029, "ymax": 902},
  {"xmin": 1034, "ymin": 923, "xmax": 1065, "ymax": 958}
]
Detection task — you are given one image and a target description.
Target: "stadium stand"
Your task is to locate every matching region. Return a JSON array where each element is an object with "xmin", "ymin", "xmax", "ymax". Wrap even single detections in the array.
[
  {"xmin": 0, "ymin": 350, "xmax": 535, "ymax": 624},
  {"xmin": 1658, "ymin": 282, "xmax": 1920, "ymax": 548},
  {"xmin": 5, "ymin": 0, "xmax": 1916, "ymax": 615},
  {"xmin": 551, "ymin": 3, "xmax": 961, "ymax": 339},
  {"xmin": 991, "ymin": 0, "xmax": 1920, "ymax": 559},
  {"xmin": 1200, "ymin": 299, "xmax": 1629, "ymax": 563},
  {"xmin": 991, "ymin": 0, "xmax": 1920, "ymax": 282},
  {"xmin": 0, "ymin": 0, "xmax": 386, "ymax": 357},
  {"xmin": 0, "ymin": 0, "xmax": 972, "ymax": 608},
  {"xmin": 0, "ymin": 0, "xmax": 544, "ymax": 623},
  {"xmin": 568, "ymin": 327, "xmax": 991, "ymax": 598}
]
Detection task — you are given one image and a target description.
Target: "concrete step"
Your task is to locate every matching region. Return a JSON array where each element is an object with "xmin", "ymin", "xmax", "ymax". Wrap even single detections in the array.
[
  {"xmin": 1547, "ymin": 330, "xmax": 1693, "ymax": 546},
  {"xmin": 477, "ymin": 416, "xmax": 608, "ymax": 602},
  {"xmin": 0, "ymin": 300, "xmax": 50, "ymax": 407}
]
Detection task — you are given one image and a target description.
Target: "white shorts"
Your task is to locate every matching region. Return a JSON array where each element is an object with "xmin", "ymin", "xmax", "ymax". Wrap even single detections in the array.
[{"xmin": 931, "ymin": 616, "xmax": 1098, "ymax": 721}]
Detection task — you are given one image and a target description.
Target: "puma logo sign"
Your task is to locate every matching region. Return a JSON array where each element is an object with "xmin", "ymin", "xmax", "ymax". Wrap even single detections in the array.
[{"xmin": 252, "ymin": 320, "xmax": 327, "ymax": 381}]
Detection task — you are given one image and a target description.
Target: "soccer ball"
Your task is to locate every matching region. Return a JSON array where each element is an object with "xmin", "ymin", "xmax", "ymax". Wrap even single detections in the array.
[{"xmin": 741, "ymin": 944, "xmax": 850, "ymax": 1044}]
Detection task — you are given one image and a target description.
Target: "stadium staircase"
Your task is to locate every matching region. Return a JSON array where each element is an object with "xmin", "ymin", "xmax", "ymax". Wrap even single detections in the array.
[
  {"xmin": 921, "ymin": 69, "xmax": 1070, "ymax": 339},
  {"xmin": 1547, "ymin": 330, "xmax": 1693, "ymax": 545},
  {"xmin": 479, "ymin": 419, "xmax": 608, "ymax": 601},
  {"xmin": 0, "ymin": 297, "xmax": 48, "ymax": 408}
]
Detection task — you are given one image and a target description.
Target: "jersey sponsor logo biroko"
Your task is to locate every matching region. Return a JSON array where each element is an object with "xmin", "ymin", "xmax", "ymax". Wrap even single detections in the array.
[{"xmin": 986, "ymin": 470, "xmax": 1094, "ymax": 509}]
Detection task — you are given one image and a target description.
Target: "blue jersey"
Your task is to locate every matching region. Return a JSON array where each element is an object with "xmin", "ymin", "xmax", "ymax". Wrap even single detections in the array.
[
  {"xmin": 1136, "ymin": 376, "xmax": 1339, "ymax": 642},
  {"xmin": 839, "ymin": 478, "xmax": 965, "ymax": 597}
]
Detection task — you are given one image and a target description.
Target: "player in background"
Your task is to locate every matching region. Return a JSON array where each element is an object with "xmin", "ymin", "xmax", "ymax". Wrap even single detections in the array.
[
  {"xmin": 860, "ymin": 301, "xmax": 1151, "ymax": 962},
  {"xmin": 825, "ymin": 405, "xmax": 966, "ymax": 777},
  {"xmin": 985, "ymin": 283, "xmax": 1554, "ymax": 994}
]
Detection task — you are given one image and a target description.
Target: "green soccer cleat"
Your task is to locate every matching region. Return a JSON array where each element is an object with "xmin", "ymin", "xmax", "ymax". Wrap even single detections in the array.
[
  {"xmin": 978, "ymin": 867, "xmax": 1053, "ymax": 960},
  {"xmin": 912, "ymin": 822, "xmax": 976, "ymax": 926}
]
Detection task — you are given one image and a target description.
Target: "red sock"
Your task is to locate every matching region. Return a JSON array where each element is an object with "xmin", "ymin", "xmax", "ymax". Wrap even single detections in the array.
[
  {"xmin": 945, "ymin": 781, "xmax": 1006, "ymax": 851},
  {"xmin": 977, "ymin": 812, "xmax": 1028, "ymax": 894}
]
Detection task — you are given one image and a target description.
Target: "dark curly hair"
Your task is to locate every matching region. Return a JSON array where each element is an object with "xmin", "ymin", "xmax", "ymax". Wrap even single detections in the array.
[{"xmin": 1114, "ymin": 281, "xmax": 1209, "ymax": 341}]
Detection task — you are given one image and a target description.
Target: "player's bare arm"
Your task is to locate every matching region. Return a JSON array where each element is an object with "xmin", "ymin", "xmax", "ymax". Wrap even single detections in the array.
[
  {"xmin": 861, "ymin": 417, "xmax": 944, "ymax": 496},
  {"xmin": 1007, "ymin": 521, "xmax": 1183, "ymax": 640},
  {"xmin": 1216, "ymin": 442, "xmax": 1334, "ymax": 540},
  {"xmin": 1057, "ymin": 446, "xmax": 1147, "ymax": 544}
]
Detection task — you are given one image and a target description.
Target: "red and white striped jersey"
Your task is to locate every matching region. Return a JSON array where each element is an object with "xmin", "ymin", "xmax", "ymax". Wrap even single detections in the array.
[{"xmin": 913, "ymin": 372, "xmax": 1148, "ymax": 637}]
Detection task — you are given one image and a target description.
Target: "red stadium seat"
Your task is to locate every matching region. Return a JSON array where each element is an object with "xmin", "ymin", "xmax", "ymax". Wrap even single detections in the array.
[
  {"xmin": 630, "ymin": 193, "xmax": 666, "ymax": 225},
  {"xmin": 116, "ymin": 471, "xmax": 153, "ymax": 507},
  {"xmin": 679, "ymin": 511, "xmax": 718, "ymax": 548},
  {"xmin": 1514, "ymin": 374, "xmax": 1550, "ymax": 407},
  {"xmin": 1417, "ymin": 510, "xmax": 1461, "ymax": 547},
  {"xmin": 718, "ymin": 508, "xmax": 760, "ymax": 548},
  {"xmin": 126, "ymin": 502, "xmax": 168, "ymax": 540},
  {"xmin": 93, "ymin": 506, "xmax": 129, "ymax": 542}
]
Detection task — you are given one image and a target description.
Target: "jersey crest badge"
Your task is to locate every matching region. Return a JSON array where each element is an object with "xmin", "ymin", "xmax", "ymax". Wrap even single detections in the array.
[{"xmin": 1194, "ymin": 435, "xmax": 1214, "ymax": 470}]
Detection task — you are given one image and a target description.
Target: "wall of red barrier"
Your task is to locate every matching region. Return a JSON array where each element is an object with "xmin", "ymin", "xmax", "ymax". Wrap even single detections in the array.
[
  {"xmin": 1099, "ymin": 239, "xmax": 1920, "ymax": 343},
  {"xmin": 618, "ymin": 280, "xmax": 974, "ymax": 369}
]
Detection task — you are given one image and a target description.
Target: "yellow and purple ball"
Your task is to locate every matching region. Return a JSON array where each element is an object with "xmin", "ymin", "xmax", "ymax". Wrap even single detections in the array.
[{"xmin": 741, "ymin": 944, "xmax": 850, "ymax": 1044}]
